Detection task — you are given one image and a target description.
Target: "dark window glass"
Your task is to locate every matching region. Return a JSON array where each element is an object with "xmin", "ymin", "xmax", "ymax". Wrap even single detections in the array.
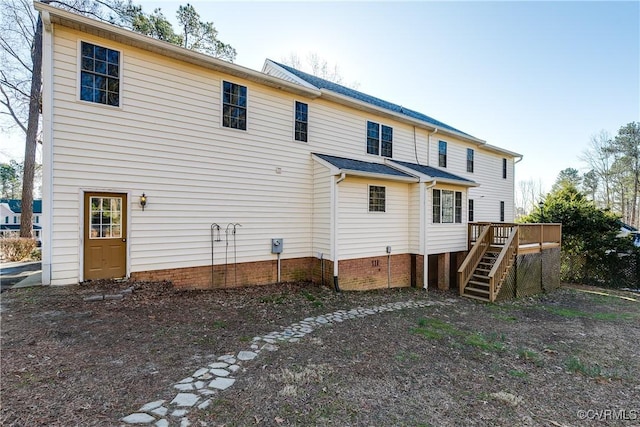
[
  {"xmin": 439, "ymin": 140, "xmax": 447, "ymax": 168},
  {"xmin": 367, "ymin": 121, "xmax": 380, "ymax": 155},
  {"xmin": 455, "ymin": 192, "xmax": 462, "ymax": 223},
  {"xmin": 294, "ymin": 101, "xmax": 308, "ymax": 142},
  {"xmin": 502, "ymin": 158, "xmax": 507, "ymax": 179},
  {"xmin": 500, "ymin": 201, "xmax": 505, "ymax": 222},
  {"xmin": 222, "ymin": 81, "xmax": 247, "ymax": 130},
  {"xmin": 369, "ymin": 186, "xmax": 386, "ymax": 212},
  {"xmin": 381, "ymin": 125, "xmax": 393, "ymax": 158},
  {"xmin": 468, "ymin": 199, "xmax": 474, "ymax": 222},
  {"xmin": 80, "ymin": 42, "xmax": 119, "ymax": 106},
  {"xmin": 467, "ymin": 148, "xmax": 474, "ymax": 173},
  {"xmin": 432, "ymin": 189, "xmax": 441, "ymax": 223}
]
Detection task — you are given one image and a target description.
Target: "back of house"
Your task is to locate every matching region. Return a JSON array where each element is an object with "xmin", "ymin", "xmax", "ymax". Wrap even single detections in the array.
[{"xmin": 35, "ymin": 3, "xmax": 520, "ymax": 291}]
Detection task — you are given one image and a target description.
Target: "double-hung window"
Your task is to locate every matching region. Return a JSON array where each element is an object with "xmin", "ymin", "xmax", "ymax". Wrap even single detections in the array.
[
  {"xmin": 500, "ymin": 201, "xmax": 505, "ymax": 222},
  {"xmin": 502, "ymin": 158, "xmax": 507, "ymax": 179},
  {"xmin": 468, "ymin": 199, "xmax": 474, "ymax": 222},
  {"xmin": 467, "ymin": 149, "xmax": 474, "ymax": 173},
  {"xmin": 222, "ymin": 81, "xmax": 247, "ymax": 130},
  {"xmin": 433, "ymin": 189, "xmax": 463, "ymax": 223},
  {"xmin": 80, "ymin": 42, "xmax": 120, "ymax": 106},
  {"xmin": 366, "ymin": 121, "xmax": 393, "ymax": 157},
  {"xmin": 294, "ymin": 101, "xmax": 308, "ymax": 142},
  {"xmin": 369, "ymin": 185, "xmax": 386, "ymax": 212},
  {"xmin": 439, "ymin": 141, "xmax": 447, "ymax": 167}
]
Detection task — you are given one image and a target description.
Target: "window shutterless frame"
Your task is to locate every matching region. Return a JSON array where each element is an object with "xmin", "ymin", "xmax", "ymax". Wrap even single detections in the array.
[
  {"xmin": 366, "ymin": 120, "xmax": 393, "ymax": 158},
  {"xmin": 368, "ymin": 185, "xmax": 386, "ymax": 212},
  {"xmin": 439, "ymin": 140, "xmax": 447, "ymax": 168},
  {"xmin": 221, "ymin": 80, "xmax": 248, "ymax": 131},
  {"xmin": 76, "ymin": 40, "xmax": 123, "ymax": 109},
  {"xmin": 294, "ymin": 100, "xmax": 308, "ymax": 142}
]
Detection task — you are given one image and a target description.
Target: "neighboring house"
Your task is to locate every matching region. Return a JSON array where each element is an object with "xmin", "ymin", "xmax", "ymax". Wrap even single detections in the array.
[
  {"xmin": 0, "ymin": 199, "xmax": 43, "ymax": 242},
  {"xmin": 35, "ymin": 3, "xmax": 522, "ymax": 291},
  {"xmin": 618, "ymin": 222, "xmax": 640, "ymax": 247}
]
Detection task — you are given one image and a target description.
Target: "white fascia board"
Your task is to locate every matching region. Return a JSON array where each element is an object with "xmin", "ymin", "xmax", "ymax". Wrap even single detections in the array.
[
  {"xmin": 385, "ymin": 160, "xmax": 480, "ymax": 188},
  {"xmin": 33, "ymin": 2, "xmax": 321, "ymax": 99},
  {"xmin": 340, "ymin": 169, "xmax": 418, "ymax": 183},
  {"xmin": 481, "ymin": 143, "xmax": 523, "ymax": 159}
]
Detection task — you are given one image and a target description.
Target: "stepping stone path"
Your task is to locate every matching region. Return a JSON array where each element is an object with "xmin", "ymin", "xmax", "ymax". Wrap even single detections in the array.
[{"xmin": 121, "ymin": 298, "xmax": 453, "ymax": 425}]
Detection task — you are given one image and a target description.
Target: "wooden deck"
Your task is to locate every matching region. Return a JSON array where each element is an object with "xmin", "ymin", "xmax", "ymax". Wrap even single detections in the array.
[
  {"xmin": 468, "ymin": 222, "xmax": 562, "ymax": 253},
  {"xmin": 459, "ymin": 223, "xmax": 562, "ymax": 302}
]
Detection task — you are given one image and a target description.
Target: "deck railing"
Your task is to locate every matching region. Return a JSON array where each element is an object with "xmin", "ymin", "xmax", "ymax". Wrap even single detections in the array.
[{"xmin": 458, "ymin": 225, "xmax": 492, "ymax": 295}]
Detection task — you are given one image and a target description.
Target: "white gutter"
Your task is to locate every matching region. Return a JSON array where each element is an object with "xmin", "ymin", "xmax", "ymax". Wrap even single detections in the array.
[
  {"xmin": 41, "ymin": 8, "xmax": 53, "ymax": 285},
  {"xmin": 331, "ymin": 173, "xmax": 346, "ymax": 291},
  {"xmin": 33, "ymin": 2, "xmax": 321, "ymax": 99}
]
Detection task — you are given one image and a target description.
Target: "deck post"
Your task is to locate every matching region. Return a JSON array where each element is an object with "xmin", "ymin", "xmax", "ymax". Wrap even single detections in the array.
[{"xmin": 438, "ymin": 252, "xmax": 450, "ymax": 290}]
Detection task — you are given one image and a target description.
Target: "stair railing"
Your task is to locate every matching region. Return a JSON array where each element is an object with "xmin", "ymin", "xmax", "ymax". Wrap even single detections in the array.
[
  {"xmin": 487, "ymin": 226, "xmax": 519, "ymax": 302},
  {"xmin": 458, "ymin": 224, "xmax": 492, "ymax": 295}
]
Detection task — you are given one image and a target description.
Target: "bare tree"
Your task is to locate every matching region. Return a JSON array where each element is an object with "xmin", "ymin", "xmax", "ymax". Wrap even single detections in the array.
[
  {"xmin": 580, "ymin": 130, "xmax": 614, "ymax": 209},
  {"xmin": 282, "ymin": 52, "xmax": 360, "ymax": 89},
  {"xmin": 515, "ymin": 178, "xmax": 544, "ymax": 219}
]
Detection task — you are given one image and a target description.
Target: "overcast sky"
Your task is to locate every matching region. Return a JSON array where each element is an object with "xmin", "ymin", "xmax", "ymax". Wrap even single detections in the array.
[{"xmin": 2, "ymin": 1, "xmax": 638, "ymax": 193}]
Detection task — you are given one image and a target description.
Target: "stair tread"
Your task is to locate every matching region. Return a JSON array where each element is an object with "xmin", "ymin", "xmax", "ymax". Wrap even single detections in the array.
[
  {"xmin": 469, "ymin": 280, "xmax": 490, "ymax": 287},
  {"xmin": 462, "ymin": 293, "xmax": 491, "ymax": 302},
  {"xmin": 465, "ymin": 287, "xmax": 490, "ymax": 294}
]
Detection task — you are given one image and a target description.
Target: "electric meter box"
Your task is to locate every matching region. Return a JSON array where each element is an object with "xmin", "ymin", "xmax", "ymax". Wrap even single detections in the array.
[{"xmin": 271, "ymin": 238, "xmax": 283, "ymax": 254}]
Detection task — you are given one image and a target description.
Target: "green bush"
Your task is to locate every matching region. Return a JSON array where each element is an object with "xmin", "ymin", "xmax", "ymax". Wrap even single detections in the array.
[{"xmin": 1, "ymin": 237, "xmax": 38, "ymax": 262}]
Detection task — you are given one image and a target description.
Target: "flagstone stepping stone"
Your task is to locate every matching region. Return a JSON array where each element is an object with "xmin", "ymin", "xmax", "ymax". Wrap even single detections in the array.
[
  {"xmin": 140, "ymin": 400, "xmax": 165, "ymax": 412},
  {"xmin": 209, "ymin": 377, "xmax": 235, "ymax": 390},
  {"xmin": 122, "ymin": 413, "xmax": 156, "ymax": 424},
  {"xmin": 170, "ymin": 393, "xmax": 199, "ymax": 407}
]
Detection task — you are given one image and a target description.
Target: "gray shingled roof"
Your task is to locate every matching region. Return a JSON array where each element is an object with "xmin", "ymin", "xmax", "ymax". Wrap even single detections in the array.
[
  {"xmin": 314, "ymin": 154, "xmax": 416, "ymax": 179},
  {"xmin": 273, "ymin": 61, "xmax": 473, "ymax": 137},
  {"xmin": 391, "ymin": 160, "xmax": 476, "ymax": 184},
  {"xmin": 0, "ymin": 199, "xmax": 42, "ymax": 214}
]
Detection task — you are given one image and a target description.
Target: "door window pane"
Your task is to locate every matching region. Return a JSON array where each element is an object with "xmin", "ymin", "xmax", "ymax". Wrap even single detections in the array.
[{"xmin": 89, "ymin": 196, "xmax": 123, "ymax": 239}]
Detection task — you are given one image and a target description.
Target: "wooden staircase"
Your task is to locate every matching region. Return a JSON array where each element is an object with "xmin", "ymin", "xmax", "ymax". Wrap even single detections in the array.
[
  {"xmin": 458, "ymin": 224, "xmax": 520, "ymax": 302},
  {"xmin": 462, "ymin": 246, "xmax": 500, "ymax": 301}
]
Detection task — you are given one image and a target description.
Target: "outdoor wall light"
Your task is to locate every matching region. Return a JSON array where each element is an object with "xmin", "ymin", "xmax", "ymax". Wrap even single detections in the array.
[{"xmin": 140, "ymin": 193, "xmax": 147, "ymax": 211}]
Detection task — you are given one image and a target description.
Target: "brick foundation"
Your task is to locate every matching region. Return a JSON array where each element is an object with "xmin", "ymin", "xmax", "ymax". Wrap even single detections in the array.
[
  {"xmin": 131, "ymin": 253, "xmax": 426, "ymax": 291},
  {"xmin": 337, "ymin": 254, "xmax": 413, "ymax": 291},
  {"xmin": 131, "ymin": 257, "xmax": 315, "ymax": 290}
]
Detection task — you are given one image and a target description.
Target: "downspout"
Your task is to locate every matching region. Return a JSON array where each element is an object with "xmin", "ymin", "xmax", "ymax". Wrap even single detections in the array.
[
  {"xmin": 427, "ymin": 128, "xmax": 438, "ymax": 165},
  {"xmin": 41, "ymin": 10, "xmax": 53, "ymax": 285},
  {"xmin": 422, "ymin": 180, "xmax": 437, "ymax": 290},
  {"xmin": 332, "ymin": 172, "xmax": 346, "ymax": 292}
]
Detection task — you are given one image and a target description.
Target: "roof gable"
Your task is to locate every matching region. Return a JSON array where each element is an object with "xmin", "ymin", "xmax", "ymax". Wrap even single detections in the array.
[
  {"xmin": 313, "ymin": 154, "xmax": 417, "ymax": 181},
  {"xmin": 0, "ymin": 199, "xmax": 43, "ymax": 214}
]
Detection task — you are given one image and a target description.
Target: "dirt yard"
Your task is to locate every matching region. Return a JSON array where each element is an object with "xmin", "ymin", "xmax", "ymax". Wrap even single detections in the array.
[{"xmin": 1, "ymin": 281, "xmax": 638, "ymax": 426}]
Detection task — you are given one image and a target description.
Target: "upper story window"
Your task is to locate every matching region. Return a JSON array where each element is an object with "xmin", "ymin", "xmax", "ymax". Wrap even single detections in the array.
[
  {"xmin": 366, "ymin": 121, "xmax": 393, "ymax": 158},
  {"xmin": 222, "ymin": 81, "xmax": 247, "ymax": 130},
  {"xmin": 13, "ymin": 216, "xmax": 17, "ymax": 223},
  {"xmin": 500, "ymin": 201, "xmax": 505, "ymax": 222},
  {"xmin": 294, "ymin": 101, "xmax": 308, "ymax": 142},
  {"xmin": 468, "ymin": 199, "xmax": 474, "ymax": 222},
  {"xmin": 80, "ymin": 42, "xmax": 120, "ymax": 106},
  {"xmin": 467, "ymin": 149, "xmax": 474, "ymax": 173},
  {"xmin": 502, "ymin": 158, "xmax": 507, "ymax": 179},
  {"xmin": 369, "ymin": 185, "xmax": 386, "ymax": 212},
  {"xmin": 35, "ymin": 216, "xmax": 39, "ymax": 224},
  {"xmin": 4, "ymin": 216, "xmax": 8, "ymax": 224},
  {"xmin": 438, "ymin": 141, "xmax": 447, "ymax": 168},
  {"xmin": 433, "ymin": 189, "xmax": 462, "ymax": 223}
]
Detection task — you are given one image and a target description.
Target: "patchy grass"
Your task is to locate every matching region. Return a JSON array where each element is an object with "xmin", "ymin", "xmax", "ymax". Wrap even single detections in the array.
[{"xmin": 544, "ymin": 306, "xmax": 636, "ymax": 321}]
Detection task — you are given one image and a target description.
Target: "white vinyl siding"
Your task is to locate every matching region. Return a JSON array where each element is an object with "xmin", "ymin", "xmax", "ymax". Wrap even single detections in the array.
[
  {"xmin": 408, "ymin": 184, "xmax": 421, "ymax": 253},
  {"xmin": 46, "ymin": 25, "xmax": 517, "ymax": 284},
  {"xmin": 338, "ymin": 177, "xmax": 409, "ymax": 260},
  {"xmin": 425, "ymin": 184, "xmax": 467, "ymax": 254},
  {"xmin": 312, "ymin": 161, "xmax": 332, "ymax": 258}
]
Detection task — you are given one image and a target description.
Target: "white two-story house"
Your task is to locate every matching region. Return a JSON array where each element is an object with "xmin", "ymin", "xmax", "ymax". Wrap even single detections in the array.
[{"xmin": 36, "ymin": 3, "xmax": 521, "ymax": 291}]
